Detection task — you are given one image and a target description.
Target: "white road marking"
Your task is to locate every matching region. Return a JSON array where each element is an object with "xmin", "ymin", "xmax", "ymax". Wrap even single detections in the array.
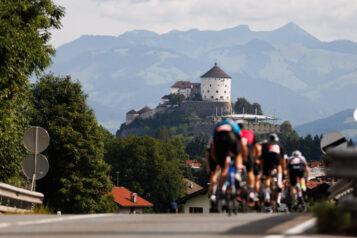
[
  {"xmin": 283, "ymin": 218, "xmax": 316, "ymax": 235},
  {"xmin": 0, "ymin": 214, "xmax": 114, "ymax": 228},
  {"xmin": 264, "ymin": 218, "xmax": 316, "ymax": 238},
  {"xmin": 0, "ymin": 223, "xmax": 9, "ymax": 228}
]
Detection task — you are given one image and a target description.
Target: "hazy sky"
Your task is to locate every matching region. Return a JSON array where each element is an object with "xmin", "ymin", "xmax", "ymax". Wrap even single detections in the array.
[{"xmin": 51, "ymin": 0, "xmax": 357, "ymax": 47}]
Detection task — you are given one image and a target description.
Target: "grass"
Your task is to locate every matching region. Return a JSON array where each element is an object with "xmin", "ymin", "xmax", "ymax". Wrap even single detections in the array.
[{"xmin": 313, "ymin": 201, "xmax": 356, "ymax": 235}]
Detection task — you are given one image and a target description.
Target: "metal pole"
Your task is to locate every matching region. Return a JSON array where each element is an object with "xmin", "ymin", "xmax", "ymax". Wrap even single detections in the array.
[{"xmin": 31, "ymin": 127, "xmax": 39, "ymax": 191}]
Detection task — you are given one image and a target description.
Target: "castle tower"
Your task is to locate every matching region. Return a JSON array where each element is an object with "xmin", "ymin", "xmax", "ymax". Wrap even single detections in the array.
[{"xmin": 200, "ymin": 63, "xmax": 231, "ymax": 102}]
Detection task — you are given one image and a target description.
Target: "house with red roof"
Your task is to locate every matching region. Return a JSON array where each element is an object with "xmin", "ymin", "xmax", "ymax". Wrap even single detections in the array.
[{"xmin": 110, "ymin": 187, "xmax": 153, "ymax": 214}]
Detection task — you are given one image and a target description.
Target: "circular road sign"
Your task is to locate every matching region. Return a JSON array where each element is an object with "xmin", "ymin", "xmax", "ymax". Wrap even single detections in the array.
[
  {"xmin": 320, "ymin": 131, "xmax": 348, "ymax": 154},
  {"xmin": 22, "ymin": 154, "xmax": 49, "ymax": 180},
  {"xmin": 23, "ymin": 127, "xmax": 49, "ymax": 153}
]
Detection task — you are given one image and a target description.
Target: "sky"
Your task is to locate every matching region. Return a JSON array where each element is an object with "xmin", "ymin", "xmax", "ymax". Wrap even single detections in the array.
[{"xmin": 51, "ymin": 0, "xmax": 357, "ymax": 48}]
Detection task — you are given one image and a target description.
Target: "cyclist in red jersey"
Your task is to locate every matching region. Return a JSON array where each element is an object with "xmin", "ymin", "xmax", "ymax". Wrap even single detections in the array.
[{"xmin": 237, "ymin": 121, "xmax": 256, "ymax": 201}]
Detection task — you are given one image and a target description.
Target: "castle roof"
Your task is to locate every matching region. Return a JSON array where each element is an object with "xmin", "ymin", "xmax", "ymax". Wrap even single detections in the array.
[
  {"xmin": 171, "ymin": 81, "xmax": 192, "ymax": 89},
  {"xmin": 127, "ymin": 110, "xmax": 138, "ymax": 115},
  {"xmin": 138, "ymin": 106, "xmax": 152, "ymax": 114},
  {"xmin": 201, "ymin": 63, "xmax": 231, "ymax": 79}
]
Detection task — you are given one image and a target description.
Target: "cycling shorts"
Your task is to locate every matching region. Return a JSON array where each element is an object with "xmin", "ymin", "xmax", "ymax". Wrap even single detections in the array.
[
  {"xmin": 244, "ymin": 154, "xmax": 253, "ymax": 173},
  {"xmin": 253, "ymin": 162, "xmax": 261, "ymax": 176},
  {"xmin": 262, "ymin": 153, "xmax": 281, "ymax": 176},
  {"xmin": 289, "ymin": 169, "xmax": 304, "ymax": 186}
]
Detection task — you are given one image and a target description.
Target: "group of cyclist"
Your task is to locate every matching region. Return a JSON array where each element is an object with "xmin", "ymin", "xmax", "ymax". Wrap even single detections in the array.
[{"xmin": 206, "ymin": 119, "xmax": 309, "ymax": 213}]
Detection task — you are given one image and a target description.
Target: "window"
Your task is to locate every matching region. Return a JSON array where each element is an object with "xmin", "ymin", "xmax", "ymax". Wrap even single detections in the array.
[
  {"xmin": 225, "ymin": 85, "xmax": 227, "ymax": 87},
  {"xmin": 220, "ymin": 96, "xmax": 223, "ymax": 99},
  {"xmin": 216, "ymin": 90, "xmax": 218, "ymax": 93},
  {"xmin": 211, "ymin": 96, "xmax": 214, "ymax": 99},
  {"xmin": 209, "ymin": 84, "xmax": 211, "ymax": 87},
  {"xmin": 207, "ymin": 90, "xmax": 210, "ymax": 93},
  {"xmin": 224, "ymin": 91, "xmax": 226, "ymax": 94},
  {"xmin": 189, "ymin": 207, "xmax": 203, "ymax": 213}
]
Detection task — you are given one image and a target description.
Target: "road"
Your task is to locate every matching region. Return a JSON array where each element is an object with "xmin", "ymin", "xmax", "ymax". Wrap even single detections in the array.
[{"xmin": 0, "ymin": 213, "xmax": 343, "ymax": 238}]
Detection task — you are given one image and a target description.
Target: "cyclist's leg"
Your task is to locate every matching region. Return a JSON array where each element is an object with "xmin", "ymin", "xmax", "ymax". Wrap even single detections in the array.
[
  {"xmin": 264, "ymin": 175, "xmax": 271, "ymax": 202},
  {"xmin": 209, "ymin": 168, "xmax": 219, "ymax": 198},
  {"xmin": 218, "ymin": 156, "xmax": 230, "ymax": 193}
]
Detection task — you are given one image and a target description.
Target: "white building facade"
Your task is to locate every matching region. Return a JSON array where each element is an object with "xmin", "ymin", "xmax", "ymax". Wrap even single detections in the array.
[{"xmin": 200, "ymin": 63, "xmax": 231, "ymax": 102}]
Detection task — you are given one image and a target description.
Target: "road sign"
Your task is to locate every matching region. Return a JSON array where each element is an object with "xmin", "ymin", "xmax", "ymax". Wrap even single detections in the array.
[
  {"xmin": 22, "ymin": 154, "xmax": 49, "ymax": 180},
  {"xmin": 23, "ymin": 127, "xmax": 50, "ymax": 153},
  {"xmin": 320, "ymin": 131, "xmax": 347, "ymax": 154}
]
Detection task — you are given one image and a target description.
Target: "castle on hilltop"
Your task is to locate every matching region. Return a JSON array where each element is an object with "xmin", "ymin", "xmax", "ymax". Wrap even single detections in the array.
[
  {"xmin": 169, "ymin": 62, "xmax": 232, "ymax": 102},
  {"xmin": 124, "ymin": 63, "xmax": 280, "ymax": 134}
]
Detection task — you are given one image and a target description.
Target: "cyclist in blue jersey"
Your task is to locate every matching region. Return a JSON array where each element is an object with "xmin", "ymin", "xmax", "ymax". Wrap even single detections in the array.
[{"xmin": 209, "ymin": 120, "xmax": 244, "ymax": 200}]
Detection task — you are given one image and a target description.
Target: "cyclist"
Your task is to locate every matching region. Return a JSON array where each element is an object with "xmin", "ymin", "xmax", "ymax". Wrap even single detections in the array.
[
  {"xmin": 287, "ymin": 150, "xmax": 309, "ymax": 209},
  {"xmin": 261, "ymin": 133, "xmax": 285, "ymax": 211},
  {"xmin": 210, "ymin": 120, "xmax": 243, "ymax": 199},
  {"xmin": 237, "ymin": 120, "xmax": 256, "ymax": 201},
  {"xmin": 206, "ymin": 136, "xmax": 219, "ymax": 203},
  {"xmin": 253, "ymin": 140, "xmax": 265, "ymax": 201}
]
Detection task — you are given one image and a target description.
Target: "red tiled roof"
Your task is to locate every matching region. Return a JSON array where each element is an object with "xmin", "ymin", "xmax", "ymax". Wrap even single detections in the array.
[
  {"xmin": 171, "ymin": 81, "xmax": 192, "ymax": 89},
  {"xmin": 192, "ymin": 163, "xmax": 202, "ymax": 167},
  {"xmin": 185, "ymin": 160, "xmax": 195, "ymax": 166},
  {"xmin": 127, "ymin": 110, "xmax": 138, "ymax": 114},
  {"xmin": 201, "ymin": 63, "xmax": 231, "ymax": 78},
  {"xmin": 138, "ymin": 106, "xmax": 152, "ymax": 114},
  {"xmin": 307, "ymin": 181, "xmax": 324, "ymax": 189},
  {"xmin": 109, "ymin": 187, "xmax": 153, "ymax": 207}
]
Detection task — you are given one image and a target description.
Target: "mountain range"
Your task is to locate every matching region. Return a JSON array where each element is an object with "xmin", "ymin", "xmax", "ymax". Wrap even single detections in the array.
[
  {"xmin": 296, "ymin": 109, "xmax": 357, "ymax": 141},
  {"xmin": 46, "ymin": 22, "xmax": 357, "ymax": 133}
]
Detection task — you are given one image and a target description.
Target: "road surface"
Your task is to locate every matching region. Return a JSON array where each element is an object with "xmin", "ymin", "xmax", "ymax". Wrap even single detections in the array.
[{"xmin": 0, "ymin": 213, "xmax": 343, "ymax": 238}]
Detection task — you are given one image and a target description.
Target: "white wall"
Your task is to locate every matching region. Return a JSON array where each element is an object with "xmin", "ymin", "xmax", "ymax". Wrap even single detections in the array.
[
  {"xmin": 170, "ymin": 88, "xmax": 191, "ymax": 99},
  {"xmin": 201, "ymin": 77, "xmax": 231, "ymax": 102},
  {"xmin": 184, "ymin": 194, "xmax": 210, "ymax": 214}
]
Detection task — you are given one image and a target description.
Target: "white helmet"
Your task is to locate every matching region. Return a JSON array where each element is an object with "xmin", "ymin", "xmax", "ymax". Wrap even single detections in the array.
[
  {"xmin": 292, "ymin": 150, "xmax": 302, "ymax": 157},
  {"xmin": 269, "ymin": 133, "xmax": 279, "ymax": 142}
]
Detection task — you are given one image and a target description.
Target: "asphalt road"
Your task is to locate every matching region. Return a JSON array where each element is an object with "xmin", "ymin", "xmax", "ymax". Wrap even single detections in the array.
[{"xmin": 0, "ymin": 213, "xmax": 342, "ymax": 238}]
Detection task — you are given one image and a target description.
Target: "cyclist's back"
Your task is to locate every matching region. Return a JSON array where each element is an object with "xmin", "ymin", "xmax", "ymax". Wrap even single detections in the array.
[
  {"xmin": 287, "ymin": 151, "xmax": 307, "ymax": 187},
  {"xmin": 261, "ymin": 136, "xmax": 284, "ymax": 176}
]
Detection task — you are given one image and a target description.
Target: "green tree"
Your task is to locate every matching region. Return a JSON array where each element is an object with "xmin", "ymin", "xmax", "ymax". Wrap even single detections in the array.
[
  {"xmin": 155, "ymin": 126, "xmax": 170, "ymax": 143},
  {"xmin": 0, "ymin": 0, "xmax": 64, "ymax": 183},
  {"xmin": 104, "ymin": 135, "xmax": 186, "ymax": 212},
  {"xmin": 31, "ymin": 74, "xmax": 115, "ymax": 213},
  {"xmin": 234, "ymin": 97, "xmax": 263, "ymax": 115},
  {"xmin": 168, "ymin": 93, "xmax": 185, "ymax": 105}
]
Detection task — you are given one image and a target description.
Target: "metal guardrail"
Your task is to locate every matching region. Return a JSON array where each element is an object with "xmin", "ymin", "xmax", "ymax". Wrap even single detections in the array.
[
  {"xmin": 326, "ymin": 148, "xmax": 357, "ymax": 217},
  {"xmin": 0, "ymin": 183, "xmax": 44, "ymax": 213}
]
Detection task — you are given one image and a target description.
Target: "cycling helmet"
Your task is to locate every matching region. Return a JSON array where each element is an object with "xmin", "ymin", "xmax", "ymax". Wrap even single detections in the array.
[
  {"xmin": 292, "ymin": 150, "xmax": 302, "ymax": 157},
  {"xmin": 269, "ymin": 133, "xmax": 279, "ymax": 142}
]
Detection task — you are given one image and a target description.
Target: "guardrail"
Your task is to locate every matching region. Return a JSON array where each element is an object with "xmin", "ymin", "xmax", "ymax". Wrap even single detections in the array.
[
  {"xmin": 326, "ymin": 148, "xmax": 357, "ymax": 221},
  {"xmin": 0, "ymin": 183, "xmax": 44, "ymax": 213}
]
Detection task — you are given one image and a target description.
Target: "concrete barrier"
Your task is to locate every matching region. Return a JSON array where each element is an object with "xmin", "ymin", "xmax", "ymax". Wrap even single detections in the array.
[{"xmin": 0, "ymin": 183, "xmax": 44, "ymax": 213}]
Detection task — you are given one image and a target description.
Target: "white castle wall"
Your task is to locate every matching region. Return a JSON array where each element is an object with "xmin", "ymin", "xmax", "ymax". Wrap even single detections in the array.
[{"xmin": 200, "ymin": 77, "xmax": 231, "ymax": 102}]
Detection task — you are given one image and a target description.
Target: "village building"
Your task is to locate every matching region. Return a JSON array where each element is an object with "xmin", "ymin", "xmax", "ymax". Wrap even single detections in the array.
[
  {"xmin": 110, "ymin": 187, "xmax": 153, "ymax": 214},
  {"xmin": 177, "ymin": 187, "xmax": 209, "ymax": 214},
  {"xmin": 170, "ymin": 81, "xmax": 201, "ymax": 99}
]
